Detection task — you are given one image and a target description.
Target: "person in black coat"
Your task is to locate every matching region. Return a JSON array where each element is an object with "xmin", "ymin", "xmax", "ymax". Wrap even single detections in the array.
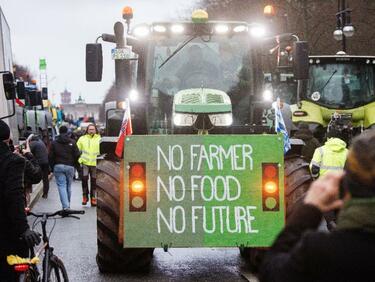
[
  {"xmin": 29, "ymin": 135, "xmax": 50, "ymax": 198},
  {"xmin": 292, "ymin": 122, "xmax": 320, "ymax": 162},
  {"xmin": 260, "ymin": 130, "xmax": 375, "ymax": 282},
  {"xmin": 0, "ymin": 120, "xmax": 41, "ymax": 281},
  {"xmin": 49, "ymin": 126, "xmax": 80, "ymax": 209}
]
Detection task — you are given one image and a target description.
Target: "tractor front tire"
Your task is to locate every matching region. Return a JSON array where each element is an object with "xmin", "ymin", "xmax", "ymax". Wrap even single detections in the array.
[
  {"xmin": 241, "ymin": 155, "xmax": 313, "ymax": 271},
  {"xmin": 96, "ymin": 160, "xmax": 154, "ymax": 273}
]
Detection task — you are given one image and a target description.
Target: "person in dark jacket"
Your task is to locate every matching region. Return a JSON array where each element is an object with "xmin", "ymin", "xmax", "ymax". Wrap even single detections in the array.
[
  {"xmin": 29, "ymin": 135, "xmax": 50, "ymax": 198},
  {"xmin": 292, "ymin": 122, "xmax": 320, "ymax": 162},
  {"xmin": 260, "ymin": 130, "xmax": 375, "ymax": 282},
  {"xmin": 49, "ymin": 126, "xmax": 80, "ymax": 209},
  {"xmin": 13, "ymin": 139, "xmax": 43, "ymax": 208},
  {"xmin": 0, "ymin": 120, "xmax": 41, "ymax": 281}
]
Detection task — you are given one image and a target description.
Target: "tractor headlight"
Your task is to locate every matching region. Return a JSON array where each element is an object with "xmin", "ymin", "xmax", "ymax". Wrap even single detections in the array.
[
  {"xmin": 208, "ymin": 113, "xmax": 233, "ymax": 126},
  {"xmin": 263, "ymin": 89, "xmax": 273, "ymax": 101},
  {"xmin": 171, "ymin": 24, "xmax": 184, "ymax": 34},
  {"xmin": 173, "ymin": 113, "xmax": 197, "ymax": 127},
  {"xmin": 129, "ymin": 89, "xmax": 139, "ymax": 101},
  {"xmin": 215, "ymin": 24, "xmax": 229, "ymax": 34},
  {"xmin": 133, "ymin": 25, "xmax": 150, "ymax": 37},
  {"xmin": 250, "ymin": 25, "xmax": 266, "ymax": 38}
]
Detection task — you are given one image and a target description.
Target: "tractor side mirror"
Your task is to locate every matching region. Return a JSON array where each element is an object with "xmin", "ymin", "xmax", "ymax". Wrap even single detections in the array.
[
  {"xmin": 2, "ymin": 72, "xmax": 16, "ymax": 100},
  {"xmin": 293, "ymin": 41, "xmax": 309, "ymax": 80},
  {"xmin": 86, "ymin": 43, "xmax": 103, "ymax": 81},
  {"xmin": 42, "ymin": 87, "xmax": 48, "ymax": 100},
  {"xmin": 36, "ymin": 91, "xmax": 43, "ymax": 106},
  {"xmin": 17, "ymin": 81, "xmax": 25, "ymax": 99}
]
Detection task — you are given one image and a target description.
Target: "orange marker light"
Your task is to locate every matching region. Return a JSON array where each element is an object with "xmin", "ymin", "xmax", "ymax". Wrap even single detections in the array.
[
  {"xmin": 131, "ymin": 180, "xmax": 144, "ymax": 193},
  {"xmin": 264, "ymin": 5, "xmax": 276, "ymax": 17},
  {"xmin": 264, "ymin": 181, "xmax": 278, "ymax": 194}
]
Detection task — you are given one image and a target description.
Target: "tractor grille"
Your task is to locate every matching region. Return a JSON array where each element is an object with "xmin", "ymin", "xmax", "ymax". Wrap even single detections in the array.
[
  {"xmin": 181, "ymin": 93, "xmax": 201, "ymax": 104},
  {"xmin": 206, "ymin": 93, "xmax": 224, "ymax": 104}
]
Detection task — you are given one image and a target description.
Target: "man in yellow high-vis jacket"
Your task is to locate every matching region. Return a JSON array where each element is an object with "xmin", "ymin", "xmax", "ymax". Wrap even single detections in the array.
[
  {"xmin": 77, "ymin": 124, "xmax": 101, "ymax": 206},
  {"xmin": 310, "ymin": 125, "xmax": 348, "ymax": 230},
  {"xmin": 310, "ymin": 129, "xmax": 348, "ymax": 178}
]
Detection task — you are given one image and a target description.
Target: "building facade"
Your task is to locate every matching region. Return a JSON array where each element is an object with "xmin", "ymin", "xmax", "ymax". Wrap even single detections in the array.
[
  {"xmin": 61, "ymin": 95, "xmax": 101, "ymax": 122},
  {"xmin": 60, "ymin": 88, "xmax": 71, "ymax": 104}
]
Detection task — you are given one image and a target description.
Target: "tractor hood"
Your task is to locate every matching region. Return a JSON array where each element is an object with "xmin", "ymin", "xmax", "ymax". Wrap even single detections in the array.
[
  {"xmin": 173, "ymin": 88, "xmax": 232, "ymax": 114},
  {"xmin": 172, "ymin": 88, "xmax": 233, "ymax": 128}
]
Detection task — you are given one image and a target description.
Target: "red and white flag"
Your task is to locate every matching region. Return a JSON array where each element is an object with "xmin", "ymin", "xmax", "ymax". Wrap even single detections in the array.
[
  {"xmin": 15, "ymin": 98, "xmax": 25, "ymax": 107},
  {"xmin": 115, "ymin": 99, "xmax": 133, "ymax": 158}
]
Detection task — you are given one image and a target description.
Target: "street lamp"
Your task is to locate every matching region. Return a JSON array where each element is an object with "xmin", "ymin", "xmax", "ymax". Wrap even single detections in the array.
[
  {"xmin": 333, "ymin": 29, "xmax": 343, "ymax": 41},
  {"xmin": 343, "ymin": 25, "xmax": 355, "ymax": 37},
  {"xmin": 333, "ymin": 0, "xmax": 355, "ymax": 52}
]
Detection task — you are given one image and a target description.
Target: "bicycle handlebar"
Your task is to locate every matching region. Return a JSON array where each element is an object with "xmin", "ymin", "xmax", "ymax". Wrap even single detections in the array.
[{"xmin": 27, "ymin": 209, "xmax": 85, "ymax": 218}]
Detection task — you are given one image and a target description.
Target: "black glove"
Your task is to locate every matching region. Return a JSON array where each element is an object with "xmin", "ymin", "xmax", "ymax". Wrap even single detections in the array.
[{"xmin": 21, "ymin": 229, "xmax": 41, "ymax": 248}]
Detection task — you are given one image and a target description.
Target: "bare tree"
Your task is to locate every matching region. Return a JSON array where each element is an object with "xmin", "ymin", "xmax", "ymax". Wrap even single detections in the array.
[
  {"xmin": 198, "ymin": 0, "xmax": 375, "ymax": 55},
  {"xmin": 13, "ymin": 63, "xmax": 35, "ymax": 82}
]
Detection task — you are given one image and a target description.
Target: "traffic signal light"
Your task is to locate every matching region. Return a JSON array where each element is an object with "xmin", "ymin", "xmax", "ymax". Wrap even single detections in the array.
[
  {"xmin": 129, "ymin": 162, "xmax": 147, "ymax": 212},
  {"xmin": 262, "ymin": 163, "xmax": 280, "ymax": 211}
]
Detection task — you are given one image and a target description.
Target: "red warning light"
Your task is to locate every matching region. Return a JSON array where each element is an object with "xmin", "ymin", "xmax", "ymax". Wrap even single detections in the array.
[
  {"xmin": 131, "ymin": 163, "xmax": 144, "ymax": 178},
  {"xmin": 264, "ymin": 165, "xmax": 277, "ymax": 178}
]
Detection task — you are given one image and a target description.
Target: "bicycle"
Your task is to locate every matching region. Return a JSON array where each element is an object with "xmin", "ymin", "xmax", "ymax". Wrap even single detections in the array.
[{"xmin": 7, "ymin": 209, "xmax": 85, "ymax": 282}]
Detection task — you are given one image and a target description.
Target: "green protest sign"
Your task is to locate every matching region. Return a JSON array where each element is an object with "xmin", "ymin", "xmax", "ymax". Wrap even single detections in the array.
[
  {"xmin": 39, "ymin": 58, "xmax": 47, "ymax": 70},
  {"xmin": 123, "ymin": 135, "xmax": 285, "ymax": 248}
]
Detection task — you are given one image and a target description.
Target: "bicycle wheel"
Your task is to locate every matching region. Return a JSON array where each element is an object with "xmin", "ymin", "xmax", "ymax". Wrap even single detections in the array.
[{"xmin": 47, "ymin": 255, "xmax": 69, "ymax": 282}]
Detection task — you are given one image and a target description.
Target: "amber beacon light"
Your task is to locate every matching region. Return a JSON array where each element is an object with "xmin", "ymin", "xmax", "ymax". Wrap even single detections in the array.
[
  {"xmin": 264, "ymin": 5, "xmax": 276, "ymax": 17},
  {"xmin": 122, "ymin": 6, "xmax": 133, "ymax": 20}
]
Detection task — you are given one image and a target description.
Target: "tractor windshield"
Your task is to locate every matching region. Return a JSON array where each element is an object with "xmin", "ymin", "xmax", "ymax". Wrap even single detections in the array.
[
  {"xmin": 306, "ymin": 63, "xmax": 375, "ymax": 109},
  {"xmin": 147, "ymin": 34, "xmax": 253, "ymax": 129}
]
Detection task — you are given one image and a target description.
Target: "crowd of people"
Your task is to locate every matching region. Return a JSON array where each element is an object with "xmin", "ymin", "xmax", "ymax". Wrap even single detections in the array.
[
  {"xmin": 0, "ymin": 120, "xmax": 101, "ymax": 281},
  {"xmin": 2, "ymin": 110, "xmax": 375, "ymax": 280}
]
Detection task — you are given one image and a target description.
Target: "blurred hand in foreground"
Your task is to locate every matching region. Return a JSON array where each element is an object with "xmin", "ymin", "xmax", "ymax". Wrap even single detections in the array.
[{"xmin": 304, "ymin": 172, "xmax": 345, "ymax": 212}]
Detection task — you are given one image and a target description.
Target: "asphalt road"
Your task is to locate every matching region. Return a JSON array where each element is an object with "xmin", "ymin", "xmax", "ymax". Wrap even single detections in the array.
[{"xmin": 30, "ymin": 178, "xmax": 257, "ymax": 281}]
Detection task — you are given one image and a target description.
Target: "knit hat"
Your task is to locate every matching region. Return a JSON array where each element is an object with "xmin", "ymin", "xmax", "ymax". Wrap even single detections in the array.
[{"xmin": 0, "ymin": 120, "xmax": 10, "ymax": 141}]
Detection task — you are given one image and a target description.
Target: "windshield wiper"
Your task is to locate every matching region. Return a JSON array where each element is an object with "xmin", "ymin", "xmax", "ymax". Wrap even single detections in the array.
[
  {"xmin": 158, "ymin": 35, "xmax": 197, "ymax": 69},
  {"xmin": 320, "ymin": 70, "xmax": 337, "ymax": 92}
]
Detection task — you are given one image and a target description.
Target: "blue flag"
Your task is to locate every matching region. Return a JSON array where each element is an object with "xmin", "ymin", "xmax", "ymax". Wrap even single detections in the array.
[{"xmin": 273, "ymin": 98, "xmax": 291, "ymax": 154}]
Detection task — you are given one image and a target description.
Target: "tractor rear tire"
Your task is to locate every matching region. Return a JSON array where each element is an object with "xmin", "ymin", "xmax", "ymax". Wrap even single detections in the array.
[
  {"xmin": 284, "ymin": 155, "xmax": 313, "ymax": 218},
  {"xmin": 241, "ymin": 155, "xmax": 313, "ymax": 271},
  {"xmin": 96, "ymin": 159, "xmax": 154, "ymax": 273}
]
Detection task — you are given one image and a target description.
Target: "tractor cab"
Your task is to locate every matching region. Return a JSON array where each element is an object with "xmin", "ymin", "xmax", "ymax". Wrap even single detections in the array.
[
  {"xmin": 306, "ymin": 55, "xmax": 375, "ymax": 109},
  {"xmin": 128, "ymin": 19, "xmax": 266, "ymax": 133},
  {"xmin": 291, "ymin": 55, "xmax": 375, "ymax": 138}
]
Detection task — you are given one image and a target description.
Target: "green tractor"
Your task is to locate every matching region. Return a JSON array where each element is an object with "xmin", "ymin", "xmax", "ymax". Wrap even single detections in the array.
[
  {"xmin": 291, "ymin": 54, "xmax": 375, "ymax": 141},
  {"xmin": 86, "ymin": 8, "xmax": 312, "ymax": 272}
]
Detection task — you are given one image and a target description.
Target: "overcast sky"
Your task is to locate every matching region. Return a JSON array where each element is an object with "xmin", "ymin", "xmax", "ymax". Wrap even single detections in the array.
[{"xmin": 0, "ymin": 0, "xmax": 195, "ymax": 104}]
